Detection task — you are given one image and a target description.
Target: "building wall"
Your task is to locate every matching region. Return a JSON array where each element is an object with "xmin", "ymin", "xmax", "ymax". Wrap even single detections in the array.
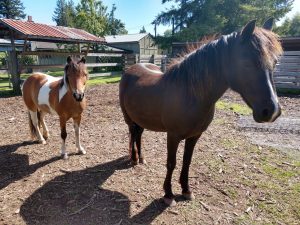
[
  {"xmin": 108, "ymin": 43, "xmax": 140, "ymax": 54},
  {"xmin": 108, "ymin": 34, "xmax": 159, "ymax": 55},
  {"xmin": 139, "ymin": 35, "xmax": 158, "ymax": 55}
]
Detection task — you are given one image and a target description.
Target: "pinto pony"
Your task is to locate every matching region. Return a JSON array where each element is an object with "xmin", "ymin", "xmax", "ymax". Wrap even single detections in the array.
[
  {"xmin": 119, "ymin": 19, "xmax": 283, "ymax": 206},
  {"xmin": 22, "ymin": 56, "xmax": 88, "ymax": 159}
]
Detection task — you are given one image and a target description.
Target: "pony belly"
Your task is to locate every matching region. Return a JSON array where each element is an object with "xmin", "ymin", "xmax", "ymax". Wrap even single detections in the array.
[
  {"xmin": 38, "ymin": 104, "xmax": 55, "ymax": 114},
  {"xmin": 129, "ymin": 112, "xmax": 166, "ymax": 131}
]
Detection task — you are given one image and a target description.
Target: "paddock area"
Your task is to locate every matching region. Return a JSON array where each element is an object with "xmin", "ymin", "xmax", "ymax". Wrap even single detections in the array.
[{"xmin": 0, "ymin": 83, "xmax": 299, "ymax": 225}]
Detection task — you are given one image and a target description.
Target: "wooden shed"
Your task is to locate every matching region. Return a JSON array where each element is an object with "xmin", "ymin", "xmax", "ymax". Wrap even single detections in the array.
[
  {"xmin": 105, "ymin": 33, "xmax": 159, "ymax": 55},
  {"xmin": 274, "ymin": 37, "xmax": 300, "ymax": 90}
]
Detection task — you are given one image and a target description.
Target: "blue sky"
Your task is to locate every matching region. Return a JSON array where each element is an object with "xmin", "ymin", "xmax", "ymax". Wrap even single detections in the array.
[
  {"xmin": 23, "ymin": 0, "xmax": 174, "ymax": 35},
  {"xmin": 23, "ymin": 0, "xmax": 300, "ymax": 35}
]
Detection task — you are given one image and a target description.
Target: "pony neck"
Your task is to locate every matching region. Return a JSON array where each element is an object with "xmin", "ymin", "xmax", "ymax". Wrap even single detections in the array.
[{"xmin": 165, "ymin": 35, "xmax": 231, "ymax": 105}]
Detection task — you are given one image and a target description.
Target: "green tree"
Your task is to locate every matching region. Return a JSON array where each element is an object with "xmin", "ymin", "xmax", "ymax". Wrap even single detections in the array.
[
  {"xmin": 139, "ymin": 26, "xmax": 147, "ymax": 33},
  {"xmin": 153, "ymin": 0, "xmax": 294, "ymax": 47},
  {"xmin": 0, "ymin": 0, "xmax": 26, "ymax": 19},
  {"xmin": 75, "ymin": 0, "xmax": 108, "ymax": 36},
  {"xmin": 53, "ymin": 0, "xmax": 76, "ymax": 27},
  {"xmin": 275, "ymin": 12, "xmax": 300, "ymax": 36},
  {"xmin": 106, "ymin": 3, "xmax": 127, "ymax": 35}
]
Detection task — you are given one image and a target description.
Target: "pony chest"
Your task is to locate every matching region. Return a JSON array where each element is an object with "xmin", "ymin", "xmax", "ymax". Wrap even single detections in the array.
[{"xmin": 37, "ymin": 78, "xmax": 67, "ymax": 113}]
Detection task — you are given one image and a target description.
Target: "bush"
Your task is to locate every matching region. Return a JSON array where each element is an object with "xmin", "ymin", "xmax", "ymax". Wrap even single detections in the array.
[{"xmin": 18, "ymin": 55, "xmax": 37, "ymax": 73}]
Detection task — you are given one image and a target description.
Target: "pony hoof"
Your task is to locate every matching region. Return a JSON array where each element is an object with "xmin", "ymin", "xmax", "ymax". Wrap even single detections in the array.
[
  {"xmin": 61, "ymin": 153, "xmax": 68, "ymax": 160},
  {"xmin": 163, "ymin": 197, "xmax": 177, "ymax": 207},
  {"xmin": 131, "ymin": 160, "xmax": 138, "ymax": 166},
  {"xmin": 39, "ymin": 140, "xmax": 47, "ymax": 145},
  {"xmin": 182, "ymin": 192, "xmax": 195, "ymax": 201},
  {"xmin": 139, "ymin": 158, "xmax": 147, "ymax": 164},
  {"xmin": 79, "ymin": 149, "xmax": 86, "ymax": 155}
]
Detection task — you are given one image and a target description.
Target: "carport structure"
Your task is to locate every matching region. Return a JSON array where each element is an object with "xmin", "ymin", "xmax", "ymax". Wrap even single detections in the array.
[{"xmin": 0, "ymin": 17, "xmax": 106, "ymax": 93}]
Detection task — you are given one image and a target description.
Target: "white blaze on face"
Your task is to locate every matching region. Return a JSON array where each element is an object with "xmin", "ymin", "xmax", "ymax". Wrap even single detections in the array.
[
  {"xmin": 267, "ymin": 72, "xmax": 280, "ymax": 122},
  {"xmin": 38, "ymin": 75, "xmax": 66, "ymax": 113}
]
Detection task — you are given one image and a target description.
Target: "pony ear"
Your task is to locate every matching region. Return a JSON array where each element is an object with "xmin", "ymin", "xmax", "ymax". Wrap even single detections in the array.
[
  {"xmin": 263, "ymin": 18, "xmax": 274, "ymax": 31},
  {"xmin": 241, "ymin": 20, "xmax": 256, "ymax": 41},
  {"xmin": 67, "ymin": 56, "xmax": 72, "ymax": 64},
  {"xmin": 79, "ymin": 57, "xmax": 86, "ymax": 64}
]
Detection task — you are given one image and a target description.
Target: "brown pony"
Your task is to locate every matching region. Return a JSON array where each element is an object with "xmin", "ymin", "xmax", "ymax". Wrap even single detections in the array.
[
  {"xmin": 22, "ymin": 56, "xmax": 88, "ymax": 159},
  {"xmin": 119, "ymin": 19, "xmax": 283, "ymax": 206}
]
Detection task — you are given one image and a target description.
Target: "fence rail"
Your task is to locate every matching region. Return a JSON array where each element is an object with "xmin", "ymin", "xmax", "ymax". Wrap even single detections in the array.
[{"xmin": 274, "ymin": 51, "xmax": 300, "ymax": 89}]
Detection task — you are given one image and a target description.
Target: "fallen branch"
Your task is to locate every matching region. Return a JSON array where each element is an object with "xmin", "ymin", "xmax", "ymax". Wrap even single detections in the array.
[
  {"xmin": 68, "ymin": 194, "xmax": 97, "ymax": 216},
  {"xmin": 199, "ymin": 201, "xmax": 210, "ymax": 211}
]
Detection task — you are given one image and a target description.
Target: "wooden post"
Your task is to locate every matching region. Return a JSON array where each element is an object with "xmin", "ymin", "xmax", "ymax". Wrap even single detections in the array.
[
  {"xmin": 9, "ymin": 29, "xmax": 21, "ymax": 94},
  {"xmin": 78, "ymin": 43, "xmax": 81, "ymax": 53},
  {"xmin": 85, "ymin": 43, "xmax": 91, "ymax": 56},
  {"xmin": 172, "ymin": 17, "xmax": 175, "ymax": 36}
]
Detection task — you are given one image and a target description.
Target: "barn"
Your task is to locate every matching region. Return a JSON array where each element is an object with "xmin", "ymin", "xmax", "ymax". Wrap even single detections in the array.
[{"xmin": 105, "ymin": 33, "xmax": 159, "ymax": 55}]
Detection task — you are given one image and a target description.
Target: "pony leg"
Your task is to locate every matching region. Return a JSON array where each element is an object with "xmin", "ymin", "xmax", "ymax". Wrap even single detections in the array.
[
  {"xmin": 40, "ymin": 111, "xmax": 49, "ymax": 140},
  {"xmin": 163, "ymin": 133, "xmax": 181, "ymax": 207},
  {"xmin": 179, "ymin": 135, "xmax": 201, "ymax": 201},
  {"xmin": 29, "ymin": 110, "xmax": 46, "ymax": 144},
  {"xmin": 129, "ymin": 124, "xmax": 139, "ymax": 165},
  {"xmin": 135, "ymin": 125, "xmax": 145, "ymax": 164},
  {"xmin": 59, "ymin": 117, "xmax": 68, "ymax": 159},
  {"xmin": 73, "ymin": 116, "xmax": 86, "ymax": 155}
]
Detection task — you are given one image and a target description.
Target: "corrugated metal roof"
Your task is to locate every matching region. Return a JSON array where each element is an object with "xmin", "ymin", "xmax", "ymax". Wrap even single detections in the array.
[
  {"xmin": 105, "ymin": 33, "xmax": 149, "ymax": 43},
  {"xmin": 0, "ymin": 19, "xmax": 105, "ymax": 44}
]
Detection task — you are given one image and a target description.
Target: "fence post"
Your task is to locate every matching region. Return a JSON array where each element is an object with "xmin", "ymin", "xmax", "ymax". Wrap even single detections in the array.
[{"xmin": 161, "ymin": 56, "xmax": 167, "ymax": 72}]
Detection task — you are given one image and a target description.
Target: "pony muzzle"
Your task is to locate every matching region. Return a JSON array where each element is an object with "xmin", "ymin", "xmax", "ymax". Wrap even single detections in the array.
[
  {"xmin": 73, "ymin": 92, "xmax": 85, "ymax": 102},
  {"xmin": 253, "ymin": 102, "xmax": 281, "ymax": 123}
]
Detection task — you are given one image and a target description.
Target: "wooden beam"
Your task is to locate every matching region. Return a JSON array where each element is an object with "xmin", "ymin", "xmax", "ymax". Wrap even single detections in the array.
[
  {"xmin": 20, "ymin": 51, "xmax": 83, "ymax": 56},
  {"xmin": 87, "ymin": 53, "xmax": 122, "ymax": 57}
]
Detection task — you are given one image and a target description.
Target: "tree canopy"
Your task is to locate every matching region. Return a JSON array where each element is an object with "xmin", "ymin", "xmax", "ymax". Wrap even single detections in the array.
[
  {"xmin": 0, "ymin": 0, "xmax": 26, "ymax": 19},
  {"xmin": 52, "ymin": 0, "xmax": 127, "ymax": 36},
  {"xmin": 153, "ymin": 0, "xmax": 294, "ymax": 47},
  {"xmin": 139, "ymin": 26, "xmax": 147, "ymax": 33},
  {"xmin": 275, "ymin": 12, "xmax": 300, "ymax": 36}
]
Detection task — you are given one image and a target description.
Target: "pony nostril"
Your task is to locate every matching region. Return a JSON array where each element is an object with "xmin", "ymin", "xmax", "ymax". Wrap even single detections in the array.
[{"xmin": 262, "ymin": 108, "xmax": 269, "ymax": 118}]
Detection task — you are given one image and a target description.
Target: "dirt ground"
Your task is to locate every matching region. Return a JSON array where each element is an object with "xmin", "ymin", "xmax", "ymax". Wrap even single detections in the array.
[{"xmin": 0, "ymin": 84, "xmax": 299, "ymax": 225}]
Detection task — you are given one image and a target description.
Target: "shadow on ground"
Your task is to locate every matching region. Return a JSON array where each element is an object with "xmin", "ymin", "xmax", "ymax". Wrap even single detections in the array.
[
  {"xmin": 20, "ymin": 156, "xmax": 167, "ymax": 225},
  {"xmin": 0, "ymin": 141, "xmax": 61, "ymax": 190}
]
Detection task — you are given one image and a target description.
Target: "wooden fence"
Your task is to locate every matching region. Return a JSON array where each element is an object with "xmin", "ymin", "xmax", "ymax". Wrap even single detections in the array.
[
  {"xmin": 17, "ymin": 52, "xmax": 167, "ymax": 74},
  {"xmin": 18, "ymin": 51, "xmax": 123, "ymax": 72},
  {"xmin": 274, "ymin": 51, "xmax": 300, "ymax": 89},
  {"xmin": 124, "ymin": 54, "xmax": 167, "ymax": 71}
]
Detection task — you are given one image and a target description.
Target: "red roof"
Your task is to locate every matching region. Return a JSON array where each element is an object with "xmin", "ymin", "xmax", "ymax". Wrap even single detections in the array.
[{"xmin": 0, "ymin": 19, "xmax": 105, "ymax": 44}]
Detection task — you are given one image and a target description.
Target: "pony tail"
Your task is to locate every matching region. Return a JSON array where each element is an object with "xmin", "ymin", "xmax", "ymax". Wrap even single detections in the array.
[{"xmin": 28, "ymin": 111, "xmax": 37, "ymax": 140}]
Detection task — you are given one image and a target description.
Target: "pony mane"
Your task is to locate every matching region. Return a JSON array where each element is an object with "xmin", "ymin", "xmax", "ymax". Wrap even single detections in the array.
[
  {"xmin": 164, "ymin": 27, "xmax": 282, "ymax": 97},
  {"xmin": 252, "ymin": 27, "xmax": 283, "ymax": 69},
  {"xmin": 60, "ymin": 61, "xmax": 87, "ymax": 88},
  {"xmin": 164, "ymin": 34, "xmax": 230, "ymax": 97},
  {"xmin": 168, "ymin": 35, "xmax": 219, "ymax": 70}
]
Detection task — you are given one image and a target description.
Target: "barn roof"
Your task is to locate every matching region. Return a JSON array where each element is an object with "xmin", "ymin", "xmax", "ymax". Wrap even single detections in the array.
[
  {"xmin": 105, "ymin": 33, "xmax": 149, "ymax": 44},
  {"xmin": 0, "ymin": 18, "xmax": 105, "ymax": 44}
]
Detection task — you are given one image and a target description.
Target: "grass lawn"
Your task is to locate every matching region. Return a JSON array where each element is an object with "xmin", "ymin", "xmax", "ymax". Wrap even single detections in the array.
[{"xmin": 0, "ymin": 71, "xmax": 122, "ymax": 97}]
